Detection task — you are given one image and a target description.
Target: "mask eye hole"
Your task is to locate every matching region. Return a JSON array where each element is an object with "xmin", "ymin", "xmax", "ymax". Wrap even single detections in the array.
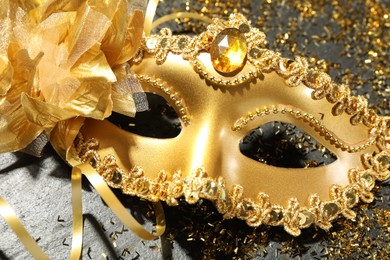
[
  {"xmin": 107, "ymin": 92, "xmax": 182, "ymax": 138},
  {"xmin": 239, "ymin": 121, "xmax": 337, "ymax": 168}
]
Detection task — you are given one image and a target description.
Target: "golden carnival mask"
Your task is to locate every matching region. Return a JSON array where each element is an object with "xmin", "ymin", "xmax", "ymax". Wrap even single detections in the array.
[
  {"xmin": 79, "ymin": 13, "xmax": 389, "ymax": 236},
  {"xmin": 0, "ymin": 0, "xmax": 389, "ymax": 258}
]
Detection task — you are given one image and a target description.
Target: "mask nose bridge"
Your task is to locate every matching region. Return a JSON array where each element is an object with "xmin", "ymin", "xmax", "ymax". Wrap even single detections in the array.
[
  {"xmin": 182, "ymin": 95, "xmax": 236, "ymax": 177},
  {"xmin": 186, "ymin": 120, "xmax": 223, "ymax": 175}
]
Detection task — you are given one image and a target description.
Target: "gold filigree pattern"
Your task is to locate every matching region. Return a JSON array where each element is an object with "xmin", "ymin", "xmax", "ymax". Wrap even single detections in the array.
[
  {"xmin": 134, "ymin": 13, "xmax": 385, "ymax": 134},
  {"xmin": 74, "ymin": 133, "xmax": 390, "ymax": 237},
  {"xmin": 136, "ymin": 74, "xmax": 190, "ymax": 125},
  {"xmin": 232, "ymin": 105, "xmax": 377, "ymax": 153}
]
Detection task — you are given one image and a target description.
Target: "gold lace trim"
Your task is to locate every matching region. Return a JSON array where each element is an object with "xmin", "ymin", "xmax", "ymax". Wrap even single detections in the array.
[{"xmin": 74, "ymin": 133, "xmax": 389, "ymax": 237}]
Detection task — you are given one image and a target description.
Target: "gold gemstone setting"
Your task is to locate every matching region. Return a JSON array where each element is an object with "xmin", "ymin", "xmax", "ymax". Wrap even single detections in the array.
[{"xmin": 210, "ymin": 28, "xmax": 248, "ymax": 74}]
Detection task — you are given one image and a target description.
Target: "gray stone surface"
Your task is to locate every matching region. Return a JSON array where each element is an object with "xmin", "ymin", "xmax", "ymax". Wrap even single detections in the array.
[{"xmin": 0, "ymin": 149, "xmax": 189, "ymax": 259}]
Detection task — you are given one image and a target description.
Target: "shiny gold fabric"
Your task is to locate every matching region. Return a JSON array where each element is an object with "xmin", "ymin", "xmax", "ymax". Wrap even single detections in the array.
[{"xmin": 0, "ymin": 0, "xmax": 144, "ymax": 154}]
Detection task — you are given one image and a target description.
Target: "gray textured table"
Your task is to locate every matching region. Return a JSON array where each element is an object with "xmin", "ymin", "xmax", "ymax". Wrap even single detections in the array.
[{"xmin": 0, "ymin": 148, "xmax": 185, "ymax": 259}]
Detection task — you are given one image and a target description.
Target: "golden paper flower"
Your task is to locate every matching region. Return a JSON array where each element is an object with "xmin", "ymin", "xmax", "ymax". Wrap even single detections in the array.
[{"xmin": 0, "ymin": 0, "xmax": 144, "ymax": 159}]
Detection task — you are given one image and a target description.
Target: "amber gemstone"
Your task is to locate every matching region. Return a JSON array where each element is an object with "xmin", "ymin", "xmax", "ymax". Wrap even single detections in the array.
[{"xmin": 210, "ymin": 28, "xmax": 247, "ymax": 74}]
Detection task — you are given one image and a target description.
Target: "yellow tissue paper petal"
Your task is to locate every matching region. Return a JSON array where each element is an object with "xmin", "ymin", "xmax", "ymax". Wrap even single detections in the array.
[
  {"xmin": 66, "ymin": 2, "xmax": 112, "ymax": 68},
  {"xmin": 87, "ymin": 0, "xmax": 122, "ymax": 19},
  {"xmin": 63, "ymin": 79, "xmax": 113, "ymax": 120},
  {"xmin": 100, "ymin": 0, "xmax": 128, "ymax": 66},
  {"xmin": 115, "ymin": 10, "xmax": 144, "ymax": 65},
  {"xmin": 0, "ymin": 46, "xmax": 43, "ymax": 152},
  {"xmin": 37, "ymin": 11, "xmax": 77, "ymax": 44},
  {"xmin": 0, "ymin": 58, "xmax": 12, "ymax": 97},
  {"xmin": 21, "ymin": 93, "xmax": 76, "ymax": 128},
  {"xmin": 49, "ymin": 117, "xmax": 85, "ymax": 163},
  {"xmin": 40, "ymin": 0, "xmax": 83, "ymax": 21},
  {"xmin": 0, "ymin": 5, "xmax": 12, "ymax": 96},
  {"xmin": 71, "ymin": 44, "xmax": 117, "ymax": 83},
  {"xmin": 41, "ymin": 0, "xmax": 84, "ymax": 21},
  {"xmin": 0, "ymin": 104, "xmax": 43, "ymax": 153},
  {"xmin": 16, "ymin": 0, "xmax": 49, "ymax": 23},
  {"xmin": 111, "ymin": 64, "xmax": 136, "ymax": 117},
  {"xmin": 7, "ymin": 49, "xmax": 43, "ymax": 101},
  {"xmin": 112, "ymin": 95, "xmax": 136, "ymax": 117},
  {"xmin": 36, "ymin": 41, "xmax": 74, "ymax": 106},
  {"xmin": 0, "ymin": 0, "xmax": 146, "ymax": 154}
]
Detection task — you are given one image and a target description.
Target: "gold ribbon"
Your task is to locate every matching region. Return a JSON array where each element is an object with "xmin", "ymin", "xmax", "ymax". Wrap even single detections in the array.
[
  {"xmin": 0, "ymin": 164, "xmax": 165, "ymax": 259},
  {"xmin": 144, "ymin": 0, "xmax": 159, "ymax": 36},
  {"xmin": 0, "ymin": 196, "xmax": 49, "ymax": 260},
  {"xmin": 70, "ymin": 163, "xmax": 166, "ymax": 259}
]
